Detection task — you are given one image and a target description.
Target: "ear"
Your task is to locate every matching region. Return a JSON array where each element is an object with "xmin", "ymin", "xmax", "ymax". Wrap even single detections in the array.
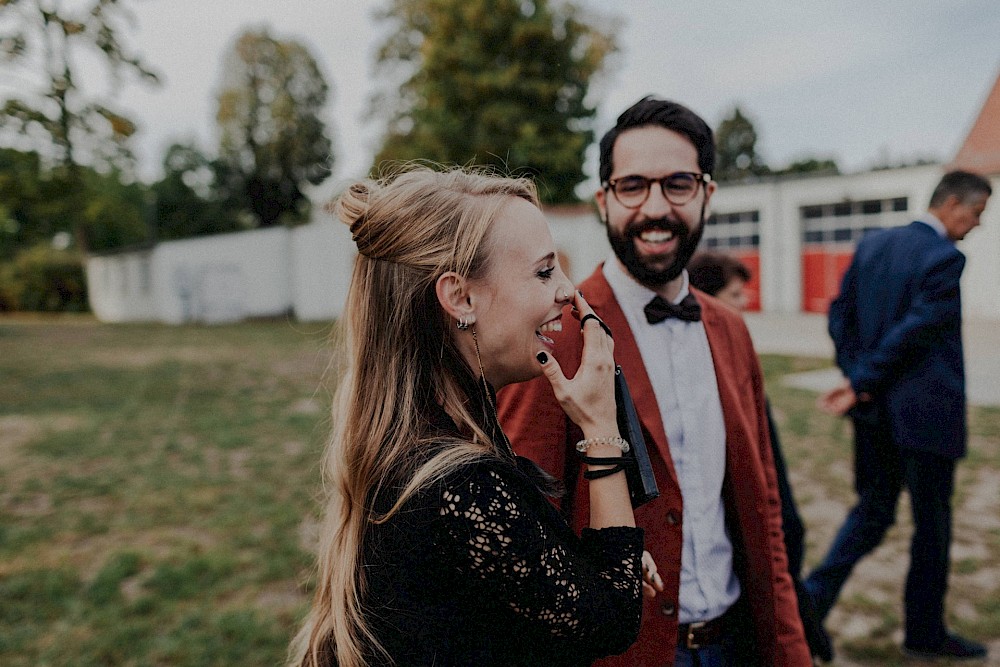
[
  {"xmin": 705, "ymin": 181, "xmax": 719, "ymax": 217},
  {"xmin": 940, "ymin": 194, "xmax": 961, "ymax": 212},
  {"xmin": 931, "ymin": 194, "xmax": 959, "ymax": 221},
  {"xmin": 595, "ymin": 187, "xmax": 609, "ymax": 224},
  {"xmin": 703, "ymin": 179, "xmax": 717, "ymax": 205},
  {"xmin": 435, "ymin": 271, "xmax": 474, "ymax": 324}
]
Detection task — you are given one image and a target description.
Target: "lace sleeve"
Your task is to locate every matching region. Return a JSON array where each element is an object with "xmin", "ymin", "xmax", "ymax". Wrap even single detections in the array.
[{"xmin": 435, "ymin": 461, "xmax": 643, "ymax": 657}]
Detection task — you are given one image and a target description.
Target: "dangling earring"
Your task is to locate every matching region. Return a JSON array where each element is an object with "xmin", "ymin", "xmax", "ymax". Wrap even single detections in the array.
[
  {"xmin": 471, "ymin": 326, "xmax": 516, "ymax": 461},
  {"xmin": 457, "ymin": 317, "xmax": 469, "ymax": 330},
  {"xmin": 471, "ymin": 325, "xmax": 487, "ymax": 385}
]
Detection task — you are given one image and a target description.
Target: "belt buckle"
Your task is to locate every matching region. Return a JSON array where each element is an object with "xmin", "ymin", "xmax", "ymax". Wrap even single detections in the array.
[{"xmin": 686, "ymin": 620, "xmax": 706, "ymax": 649}]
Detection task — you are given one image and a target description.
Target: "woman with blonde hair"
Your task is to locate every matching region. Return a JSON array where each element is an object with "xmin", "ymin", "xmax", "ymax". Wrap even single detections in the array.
[{"xmin": 290, "ymin": 167, "xmax": 661, "ymax": 666}]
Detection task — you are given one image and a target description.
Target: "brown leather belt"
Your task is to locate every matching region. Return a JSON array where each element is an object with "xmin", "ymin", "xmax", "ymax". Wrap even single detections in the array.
[{"xmin": 676, "ymin": 609, "xmax": 732, "ymax": 649}]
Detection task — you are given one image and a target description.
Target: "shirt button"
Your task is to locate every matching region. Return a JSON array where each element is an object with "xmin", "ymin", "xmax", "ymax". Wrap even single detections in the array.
[
  {"xmin": 666, "ymin": 510, "xmax": 680, "ymax": 525},
  {"xmin": 661, "ymin": 602, "xmax": 676, "ymax": 616}
]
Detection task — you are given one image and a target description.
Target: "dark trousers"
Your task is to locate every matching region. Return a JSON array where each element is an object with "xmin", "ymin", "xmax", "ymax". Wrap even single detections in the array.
[
  {"xmin": 767, "ymin": 400, "xmax": 805, "ymax": 578},
  {"xmin": 804, "ymin": 414, "xmax": 956, "ymax": 646}
]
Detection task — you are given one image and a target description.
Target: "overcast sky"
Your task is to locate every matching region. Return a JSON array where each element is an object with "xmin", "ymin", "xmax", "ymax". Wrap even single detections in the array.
[{"xmin": 42, "ymin": 1, "xmax": 1000, "ymax": 192}]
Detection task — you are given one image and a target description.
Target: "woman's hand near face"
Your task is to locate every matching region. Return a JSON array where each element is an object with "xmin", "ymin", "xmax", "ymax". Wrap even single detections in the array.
[
  {"xmin": 537, "ymin": 291, "xmax": 634, "ymax": 530},
  {"xmin": 534, "ymin": 292, "xmax": 617, "ymax": 437}
]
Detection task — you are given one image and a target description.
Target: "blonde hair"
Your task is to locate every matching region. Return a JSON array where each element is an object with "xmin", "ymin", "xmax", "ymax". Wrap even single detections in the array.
[{"xmin": 290, "ymin": 167, "xmax": 539, "ymax": 667}]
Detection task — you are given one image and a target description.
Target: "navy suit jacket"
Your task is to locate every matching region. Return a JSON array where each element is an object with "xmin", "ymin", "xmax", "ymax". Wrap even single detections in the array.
[{"xmin": 829, "ymin": 220, "xmax": 967, "ymax": 459}]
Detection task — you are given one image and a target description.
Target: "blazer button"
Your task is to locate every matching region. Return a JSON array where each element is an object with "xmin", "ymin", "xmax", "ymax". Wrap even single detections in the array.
[
  {"xmin": 661, "ymin": 602, "xmax": 676, "ymax": 616},
  {"xmin": 666, "ymin": 510, "xmax": 680, "ymax": 525}
]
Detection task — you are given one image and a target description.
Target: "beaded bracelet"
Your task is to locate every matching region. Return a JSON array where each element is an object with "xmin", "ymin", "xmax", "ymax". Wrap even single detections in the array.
[{"xmin": 575, "ymin": 436, "xmax": 630, "ymax": 454}]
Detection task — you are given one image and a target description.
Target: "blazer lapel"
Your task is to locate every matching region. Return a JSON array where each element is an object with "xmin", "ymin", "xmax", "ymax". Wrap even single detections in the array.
[
  {"xmin": 583, "ymin": 266, "xmax": 680, "ymax": 491},
  {"xmin": 697, "ymin": 290, "xmax": 760, "ymax": 493}
]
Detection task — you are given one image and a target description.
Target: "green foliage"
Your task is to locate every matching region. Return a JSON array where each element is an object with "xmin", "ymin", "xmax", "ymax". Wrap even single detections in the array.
[
  {"xmin": 0, "ymin": 243, "xmax": 88, "ymax": 312},
  {"xmin": 0, "ymin": 148, "xmax": 75, "ymax": 260},
  {"xmin": 714, "ymin": 106, "xmax": 770, "ymax": 182},
  {"xmin": 215, "ymin": 29, "xmax": 333, "ymax": 228},
  {"xmin": 150, "ymin": 143, "xmax": 247, "ymax": 240},
  {"xmin": 781, "ymin": 157, "xmax": 840, "ymax": 176},
  {"xmin": 78, "ymin": 165, "xmax": 149, "ymax": 252},
  {"xmin": 0, "ymin": 147, "xmax": 151, "ymax": 312},
  {"xmin": 1, "ymin": 147, "xmax": 149, "ymax": 258},
  {"xmin": 0, "ymin": 0, "xmax": 158, "ymax": 175},
  {"xmin": 0, "ymin": 0, "xmax": 156, "ymax": 255},
  {"xmin": 373, "ymin": 0, "xmax": 618, "ymax": 203},
  {"xmin": 715, "ymin": 107, "xmax": 842, "ymax": 181}
]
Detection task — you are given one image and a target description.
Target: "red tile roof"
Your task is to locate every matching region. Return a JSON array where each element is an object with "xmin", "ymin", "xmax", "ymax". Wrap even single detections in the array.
[{"xmin": 951, "ymin": 69, "xmax": 1000, "ymax": 175}]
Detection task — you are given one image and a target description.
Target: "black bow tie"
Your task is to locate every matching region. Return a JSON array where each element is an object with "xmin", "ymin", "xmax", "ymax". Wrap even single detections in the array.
[{"xmin": 644, "ymin": 293, "xmax": 702, "ymax": 324}]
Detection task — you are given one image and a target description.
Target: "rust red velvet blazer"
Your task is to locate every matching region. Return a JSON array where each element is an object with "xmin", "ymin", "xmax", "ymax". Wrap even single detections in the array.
[{"xmin": 497, "ymin": 266, "xmax": 811, "ymax": 667}]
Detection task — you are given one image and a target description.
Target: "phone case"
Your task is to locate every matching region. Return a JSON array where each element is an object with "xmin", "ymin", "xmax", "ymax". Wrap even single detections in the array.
[{"xmin": 615, "ymin": 365, "xmax": 659, "ymax": 508}]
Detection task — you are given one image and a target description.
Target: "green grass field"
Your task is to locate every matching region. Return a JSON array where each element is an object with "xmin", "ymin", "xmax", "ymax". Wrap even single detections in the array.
[{"xmin": 2, "ymin": 317, "xmax": 997, "ymax": 666}]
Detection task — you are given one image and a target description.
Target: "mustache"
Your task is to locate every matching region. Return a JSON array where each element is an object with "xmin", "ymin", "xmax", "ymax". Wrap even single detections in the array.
[{"xmin": 625, "ymin": 217, "xmax": 689, "ymax": 239}]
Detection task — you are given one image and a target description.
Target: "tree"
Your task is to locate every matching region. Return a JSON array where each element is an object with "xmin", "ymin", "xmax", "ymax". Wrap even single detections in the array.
[
  {"xmin": 714, "ymin": 106, "xmax": 769, "ymax": 182},
  {"xmin": 215, "ymin": 29, "xmax": 333, "ymax": 228},
  {"xmin": 0, "ymin": 146, "xmax": 146, "ymax": 258},
  {"xmin": 0, "ymin": 147, "xmax": 54, "ymax": 260},
  {"xmin": 780, "ymin": 157, "xmax": 840, "ymax": 176},
  {"xmin": 373, "ymin": 0, "xmax": 617, "ymax": 203},
  {"xmin": 149, "ymin": 143, "xmax": 246, "ymax": 241},
  {"xmin": 0, "ymin": 0, "xmax": 158, "ymax": 249}
]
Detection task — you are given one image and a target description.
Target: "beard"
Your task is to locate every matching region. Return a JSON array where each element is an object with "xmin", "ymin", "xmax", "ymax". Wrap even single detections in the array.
[{"xmin": 606, "ymin": 214, "xmax": 705, "ymax": 289}]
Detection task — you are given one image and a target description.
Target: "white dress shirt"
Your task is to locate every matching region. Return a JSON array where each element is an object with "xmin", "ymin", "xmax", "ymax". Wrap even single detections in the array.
[
  {"xmin": 604, "ymin": 256, "xmax": 741, "ymax": 623},
  {"xmin": 917, "ymin": 211, "xmax": 948, "ymax": 239}
]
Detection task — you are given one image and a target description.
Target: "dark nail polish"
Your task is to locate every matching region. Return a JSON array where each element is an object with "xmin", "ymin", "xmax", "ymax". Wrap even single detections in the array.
[{"xmin": 536, "ymin": 351, "xmax": 548, "ymax": 364}]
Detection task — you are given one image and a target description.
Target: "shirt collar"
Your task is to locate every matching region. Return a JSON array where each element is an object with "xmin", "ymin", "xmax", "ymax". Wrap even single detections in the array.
[
  {"xmin": 916, "ymin": 211, "xmax": 948, "ymax": 239},
  {"xmin": 602, "ymin": 252, "xmax": 691, "ymax": 309}
]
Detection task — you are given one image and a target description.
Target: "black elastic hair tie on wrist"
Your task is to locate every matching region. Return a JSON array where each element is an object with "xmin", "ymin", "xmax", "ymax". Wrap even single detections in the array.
[{"xmin": 578, "ymin": 454, "xmax": 628, "ymax": 480}]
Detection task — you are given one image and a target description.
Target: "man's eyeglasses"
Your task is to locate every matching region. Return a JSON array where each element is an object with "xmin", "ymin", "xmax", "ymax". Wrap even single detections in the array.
[{"xmin": 603, "ymin": 172, "xmax": 712, "ymax": 209}]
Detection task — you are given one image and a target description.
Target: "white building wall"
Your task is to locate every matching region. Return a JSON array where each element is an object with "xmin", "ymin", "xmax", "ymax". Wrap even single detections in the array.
[
  {"xmin": 85, "ymin": 166, "xmax": 1000, "ymax": 323},
  {"xmin": 960, "ymin": 173, "xmax": 1000, "ymax": 320},
  {"xmin": 151, "ymin": 226, "xmax": 293, "ymax": 324},
  {"xmin": 85, "ymin": 251, "xmax": 158, "ymax": 322},
  {"xmin": 290, "ymin": 218, "xmax": 355, "ymax": 321}
]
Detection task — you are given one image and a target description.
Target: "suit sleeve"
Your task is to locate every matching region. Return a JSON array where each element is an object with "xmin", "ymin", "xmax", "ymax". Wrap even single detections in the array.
[
  {"xmin": 849, "ymin": 251, "xmax": 965, "ymax": 395},
  {"xmin": 828, "ymin": 257, "xmax": 860, "ymax": 375}
]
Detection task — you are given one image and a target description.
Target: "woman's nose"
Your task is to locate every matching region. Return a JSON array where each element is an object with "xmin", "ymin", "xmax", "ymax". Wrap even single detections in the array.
[{"xmin": 557, "ymin": 281, "xmax": 574, "ymax": 304}]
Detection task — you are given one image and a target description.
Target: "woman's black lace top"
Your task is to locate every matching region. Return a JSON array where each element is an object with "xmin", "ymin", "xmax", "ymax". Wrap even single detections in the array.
[{"xmin": 360, "ymin": 402, "xmax": 644, "ymax": 666}]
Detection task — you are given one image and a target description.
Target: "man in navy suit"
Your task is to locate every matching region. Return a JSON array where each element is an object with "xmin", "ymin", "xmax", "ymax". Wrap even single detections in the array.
[{"xmin": 807, "ymin": 170, "xmax": 992, "ymax": 660}]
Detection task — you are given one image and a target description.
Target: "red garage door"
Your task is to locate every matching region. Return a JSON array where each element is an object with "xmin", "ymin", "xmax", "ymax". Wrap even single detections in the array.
[
  {"xmin": 704, "ymin": 209, "xmax": 761, "ymax": 312},
  {"xmin": 800, "ymin": 197, "xmax": 910, "ymax": 313}
]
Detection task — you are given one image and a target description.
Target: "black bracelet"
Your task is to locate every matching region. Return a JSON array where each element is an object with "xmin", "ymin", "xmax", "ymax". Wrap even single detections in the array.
[
  {"xmin": 584, "ymin": 465, "xmax": 625, "ymax": 480},
  {"xmin": 579, "ymin": 453, "xmax": 628, "ymax": 480},
  {"xmin": 578, "ymin": 454, "xmax": 628, "ymax": 466}
]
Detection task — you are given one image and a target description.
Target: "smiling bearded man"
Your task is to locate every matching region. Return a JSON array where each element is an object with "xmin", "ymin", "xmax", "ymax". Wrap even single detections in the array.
[{"xmin": 498, "ymin": 97, "xmax": 813, "ymax": 667}]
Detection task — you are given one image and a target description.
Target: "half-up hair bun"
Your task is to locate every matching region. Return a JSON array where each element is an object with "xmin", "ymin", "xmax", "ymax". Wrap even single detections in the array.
[{"xmin": 332, "ymin": 180, "xmax": 377, "ymax": 257}]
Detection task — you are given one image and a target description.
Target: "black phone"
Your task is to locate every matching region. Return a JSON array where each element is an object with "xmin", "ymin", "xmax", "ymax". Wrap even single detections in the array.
[{"xmin": 614, "ymin": 365, "xmax": 659, "ymax": 508}]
